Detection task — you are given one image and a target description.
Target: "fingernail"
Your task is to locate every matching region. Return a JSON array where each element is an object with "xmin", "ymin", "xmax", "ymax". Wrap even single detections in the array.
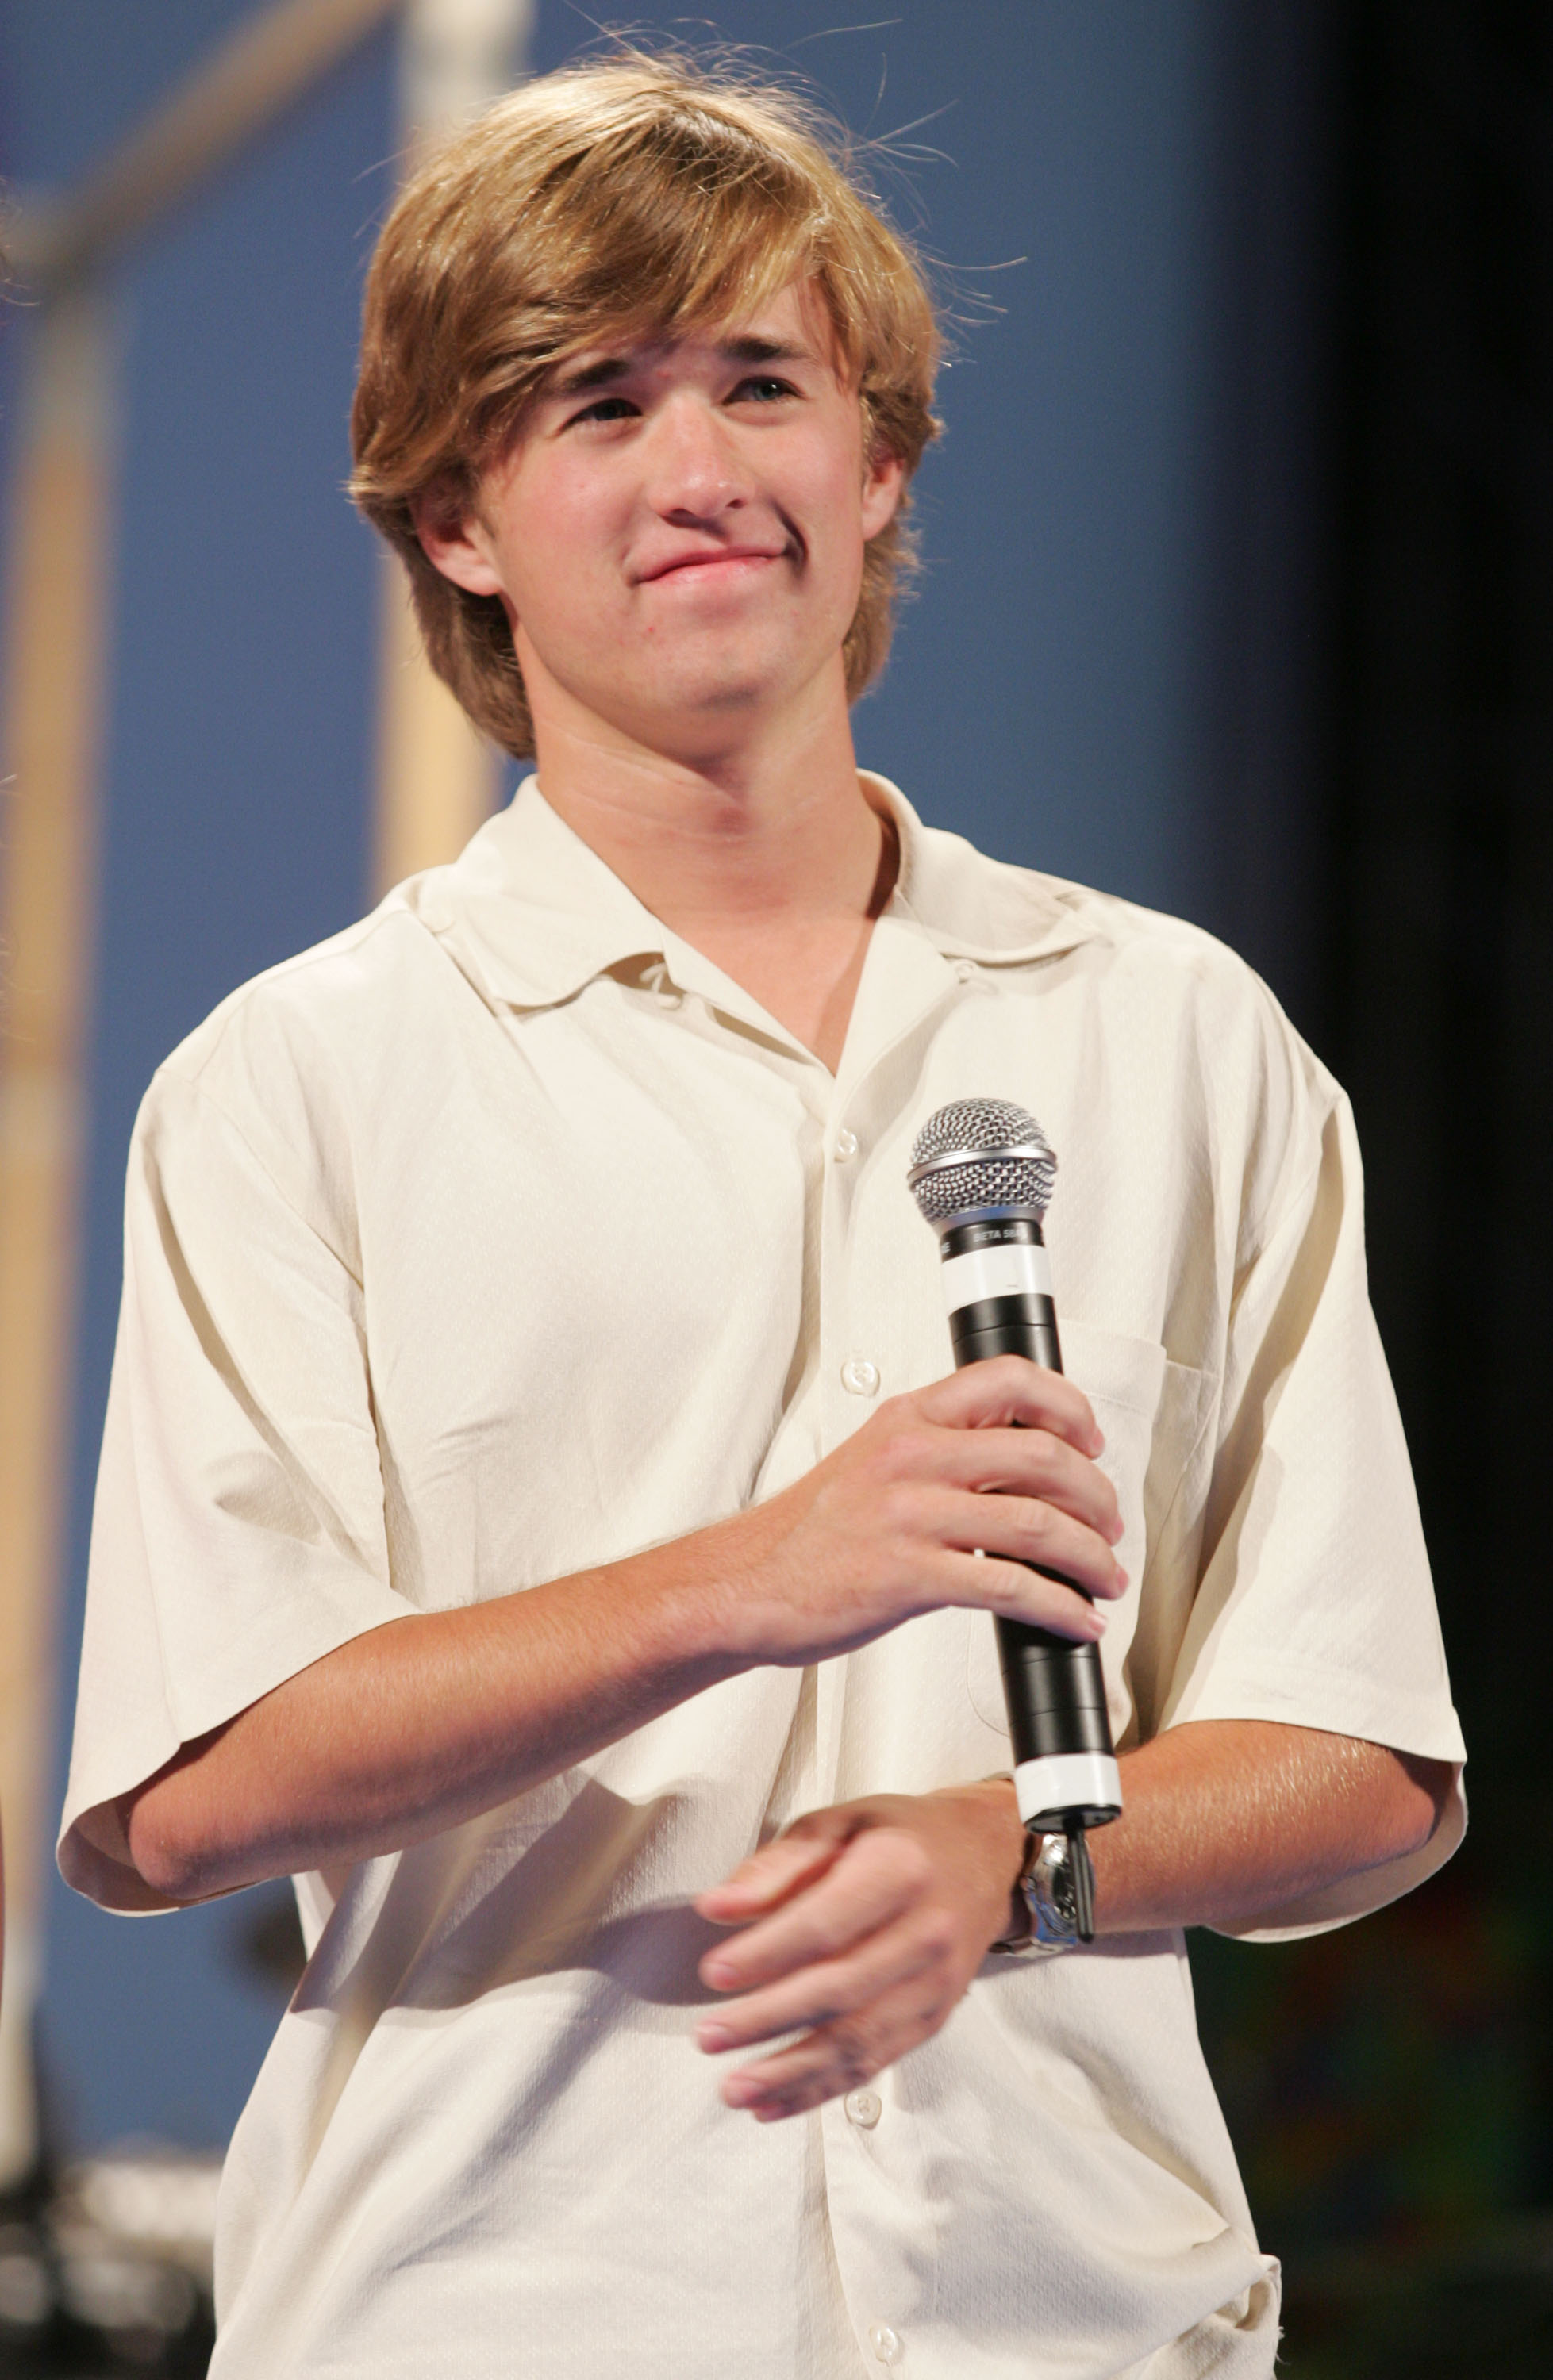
[
  {"xmin": 702, "ymin": 1958, "xmax": 736, "ymax": 1988},
  {"xmin": 722, "ymin": 2075, "xmax": 760, "ymax": 2107},
  {"xmin": 697, "ymin": 2021, "xmax": 732, "ymax": 2052}
]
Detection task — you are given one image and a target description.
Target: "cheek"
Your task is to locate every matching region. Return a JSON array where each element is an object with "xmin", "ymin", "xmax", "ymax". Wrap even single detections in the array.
[
  {"xmin": 813, "ymin": 483, "xmax": 871, "ymax": 614},
  {"xmin": 497, "ymin": 463, "xmax": 623, "ymax": 618},
  {"xmin": 813, "ymin": 434, "xmax": 870, "ymax": 525}
]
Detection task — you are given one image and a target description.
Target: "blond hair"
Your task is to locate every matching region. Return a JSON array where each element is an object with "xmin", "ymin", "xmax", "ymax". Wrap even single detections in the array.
[{"xmin": 349, "ymin": 52, "xmax": 942, "ymax": 758}]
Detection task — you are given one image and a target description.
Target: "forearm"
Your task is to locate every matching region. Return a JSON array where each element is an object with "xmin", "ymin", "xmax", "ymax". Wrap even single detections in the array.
[
  {"xmin": 1086, "ymin": 1719, "xmax": 1453, "ymax": 1934},
  {"xmin": 118, "ymin": 1519, "xmax": 762, "ymax": 1902}
]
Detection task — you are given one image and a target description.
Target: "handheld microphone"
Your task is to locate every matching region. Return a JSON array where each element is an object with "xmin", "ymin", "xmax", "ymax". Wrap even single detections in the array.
[{"xmin": 908, "ymin": 1097, "xmax": 1120, "ymax": 1940}]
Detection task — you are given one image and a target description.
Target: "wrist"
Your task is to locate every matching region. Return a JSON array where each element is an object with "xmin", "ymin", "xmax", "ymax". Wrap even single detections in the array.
[
  {"xmin": 935, "ymin": 1775, "xmax": 1030, "ymax": 1946},
  {"xmin": 620, "ymin": 1502, "xmax": 786, "ymax": 1679}
]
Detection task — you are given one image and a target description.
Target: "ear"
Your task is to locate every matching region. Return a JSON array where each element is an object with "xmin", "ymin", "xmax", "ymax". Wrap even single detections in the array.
[
  {"xmin": 860, "ymin": 447, "xmax": 905, "ymax": 543},
  {"xmin": 409, "ymin": 482, "xmax": 506, "ymax": 599}
]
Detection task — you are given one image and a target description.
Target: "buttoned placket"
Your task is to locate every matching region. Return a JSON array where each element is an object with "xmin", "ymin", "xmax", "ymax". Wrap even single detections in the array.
[
  {"xmin": 661, "ymin": 919, "xmax": 979, "ymax": 2375},
  {"xmin": 807, "ymin": 917, "xmax": 979, "ymax": 2377}
]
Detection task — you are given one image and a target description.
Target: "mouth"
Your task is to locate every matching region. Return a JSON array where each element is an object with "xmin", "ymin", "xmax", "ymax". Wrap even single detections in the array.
[{"xmin": 636, "ymin": 544, "xmax": 790, "ymax": 585}]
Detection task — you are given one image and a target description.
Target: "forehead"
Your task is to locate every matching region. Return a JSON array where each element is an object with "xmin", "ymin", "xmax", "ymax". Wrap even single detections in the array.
[{"xmin": 543, "ymin": 281, "xmax": 844, "ymax": 392}]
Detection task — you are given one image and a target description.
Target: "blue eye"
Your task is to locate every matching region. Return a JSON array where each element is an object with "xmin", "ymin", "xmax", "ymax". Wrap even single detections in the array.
[{"xmin": 734, "ymin": 376, "xmax": 796, "ymax": 404}]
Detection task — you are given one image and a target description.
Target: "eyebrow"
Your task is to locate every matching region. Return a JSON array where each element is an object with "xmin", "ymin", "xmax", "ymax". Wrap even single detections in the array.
[{"xmin": 550, "ymin": 335, "xmax": 814, "ymax": 398}]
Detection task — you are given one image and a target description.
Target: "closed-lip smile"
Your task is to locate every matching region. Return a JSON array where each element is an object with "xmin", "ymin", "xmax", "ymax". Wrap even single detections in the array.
[{"xmin": 636, "ymin": 543, "xmax": 788, "ymax": 583}]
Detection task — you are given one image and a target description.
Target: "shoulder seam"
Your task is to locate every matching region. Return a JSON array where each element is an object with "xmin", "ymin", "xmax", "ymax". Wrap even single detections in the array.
[{"xmin": 155, "ymin": 1068, "xmax": 364, "ymax": 1293}]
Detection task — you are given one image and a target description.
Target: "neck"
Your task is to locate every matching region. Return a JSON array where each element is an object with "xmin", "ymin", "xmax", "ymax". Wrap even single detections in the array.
[{"xmin": 526, "ymin": 669, "xmax": 895, "ymax": 1070}]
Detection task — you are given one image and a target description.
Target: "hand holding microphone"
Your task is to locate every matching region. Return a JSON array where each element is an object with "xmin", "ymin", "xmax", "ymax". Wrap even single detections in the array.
[
  {"xmin": 691, "ymin": 1104, "xmax": 1122, "ymax": 2109},
  {"xmin": 909, "ymin": 1097, "xmax": 1123, "ymax": 1940}
]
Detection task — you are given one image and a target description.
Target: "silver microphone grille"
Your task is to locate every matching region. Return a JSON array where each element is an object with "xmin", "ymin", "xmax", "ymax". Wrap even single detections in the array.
[{"xmin": 907, "ymin": 1096, "xmax": 1057, "ymax": 1226}]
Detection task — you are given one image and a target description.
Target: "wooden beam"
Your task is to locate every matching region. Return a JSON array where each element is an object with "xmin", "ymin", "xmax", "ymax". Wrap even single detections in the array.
[
  {"xmin": 372, "ymin": 0, "xmax": 535, "ymax": 897},
  {"xmin": 374, "ymin": 568, "xmax": 502, "ymax": 892},
  {"xmin": 0, "ymin": 288, "xmax": 116, "ymax": 2186}
]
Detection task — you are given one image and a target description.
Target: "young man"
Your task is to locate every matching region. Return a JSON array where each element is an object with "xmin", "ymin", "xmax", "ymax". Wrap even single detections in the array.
[{"xmin": 62, "ymin": 55, "xmax": 1463, "ymax": 2380}]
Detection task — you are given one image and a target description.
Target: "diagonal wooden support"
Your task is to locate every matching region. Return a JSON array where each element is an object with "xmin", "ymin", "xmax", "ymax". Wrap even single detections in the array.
[{"xmin": 12, "ymin": 0, "xmax": 405, "ymax": 290}]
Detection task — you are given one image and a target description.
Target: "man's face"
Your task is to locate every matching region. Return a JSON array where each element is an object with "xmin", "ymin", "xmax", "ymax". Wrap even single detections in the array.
[{"xmin": 422, "ymin": 280, "xmax": 903, "ymax": 760}]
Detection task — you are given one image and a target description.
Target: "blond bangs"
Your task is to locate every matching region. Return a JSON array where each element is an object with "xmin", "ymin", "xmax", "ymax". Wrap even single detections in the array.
[{"xmin": 351, "ymin": 53, "xmax": 941, "ymax": 759}]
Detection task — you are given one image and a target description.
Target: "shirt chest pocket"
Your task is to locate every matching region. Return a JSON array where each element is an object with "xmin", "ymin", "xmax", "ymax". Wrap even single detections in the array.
[{"xmin": 964, "ymin": 1319, "xmax": 1196, "ymax": 1739}]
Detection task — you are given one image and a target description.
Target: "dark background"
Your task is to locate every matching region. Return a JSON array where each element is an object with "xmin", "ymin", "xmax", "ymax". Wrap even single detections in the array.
[
  {"xmin": 0, "ymin": 5, "xmax": 1550, "ymax": 2375},
  {"xmin": 1187, "ymin": 6, "xmax": 1553, "ymax": 2372}
]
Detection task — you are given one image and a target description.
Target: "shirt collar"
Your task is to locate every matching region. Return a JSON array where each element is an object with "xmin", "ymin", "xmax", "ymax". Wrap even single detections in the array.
[
  {"xmin": 878, "ymin": 774, "xmax": 1108, "ymax": 969},
  {"xmin": 402, "ymin": 771, "xmax": 1105, "ymax": 1015}
]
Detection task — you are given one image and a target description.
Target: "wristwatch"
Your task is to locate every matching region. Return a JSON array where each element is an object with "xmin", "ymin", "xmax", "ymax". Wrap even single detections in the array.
[{"xmin": 992, "ymin": 1831, "xmax": 1081, "ymax": 1955}]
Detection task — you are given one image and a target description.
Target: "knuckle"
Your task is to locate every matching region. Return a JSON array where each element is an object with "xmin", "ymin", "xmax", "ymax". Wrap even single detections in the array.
[
  {"xmin": 828, "ymin": 2024, "xmax": 878, "ymax": 2088},
  {"xmin": 981, "ymin": 1560, "xmax": 1027, "ymax": 1615},
  {"xmin": 1021, "ymin": 1427, "xmax": 1060, "ymax": 1473},
  {"xmin": 878, "ymin": 1479, "xmax": 924, "ymax": 1537},
  {"xmin": 1018, "ymin": 1499, "xmax": 1057, "ymax": 1555},
  {"xmin": 875, "ymin": 1424, "xmax": 922, "ymax": 1482},
  {"xmin": 918, "ymin": 1910, "xmax": 958, "ymax": 1963},
  {"xmin": 894, "ymin": 1833, "xmax": 936, "ymax": 1893}
]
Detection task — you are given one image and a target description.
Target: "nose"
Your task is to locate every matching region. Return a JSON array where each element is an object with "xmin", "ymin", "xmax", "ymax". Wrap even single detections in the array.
[{"xmin": 642, "ymin": 390, "xmax": 749, "ymax": 524}]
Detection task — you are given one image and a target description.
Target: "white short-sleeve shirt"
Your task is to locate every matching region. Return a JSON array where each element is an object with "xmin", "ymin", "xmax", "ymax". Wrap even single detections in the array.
[{"xmin": 61, "ymin": 776, "xmax": 1465, "ymax": 2380}]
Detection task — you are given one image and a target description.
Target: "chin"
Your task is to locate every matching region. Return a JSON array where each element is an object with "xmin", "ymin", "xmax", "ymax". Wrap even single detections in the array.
[
  {"xmin": 653, "ymin": 631, "xmax": 836, "ymax": 714},
  {"xmin": 614, "ymin": 660, "xmax": 787, "ymax": 729}
]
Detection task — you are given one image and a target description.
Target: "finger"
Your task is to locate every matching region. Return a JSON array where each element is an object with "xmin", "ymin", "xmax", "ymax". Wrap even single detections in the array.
[
  {"xmin": 924, "ymin": 1545, "xmax": 1112, "ymax": 1638},
  {"xmin": 932, "ymin": 1424, "xmax": 1122, "ymax": 1544},
  {"xmin": 698, "ymin": 1828, "xmax": 924, "ymax": 1994},
  {"xmin": 916, "ymin": 1356, "xmax": 1105, "ymax": 1455},
  {"xmin": 721, "ymin": 1975, "xmax": 950, "ymax": 2120},
  {"xmin": 932, "ymin": 1485, "xmax": 1124, "ymax": 1602},
  {"xmin": 697, "ymin": 1914, "xmax": 936, "ymax": 2054},
  {"xmin": 694, "ymin": 1817, "xmax": 850, "ymax": 1925}
]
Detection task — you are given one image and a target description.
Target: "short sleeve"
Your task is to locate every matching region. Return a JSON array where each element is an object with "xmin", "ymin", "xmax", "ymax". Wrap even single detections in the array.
[
  {"xmin": 59, "ymin": 1065, "xmax": 414, "ymax": 1912},
  {"xmin": 1159, "ymin": 1071, "xmax": 1467, "ymax": 1940}
]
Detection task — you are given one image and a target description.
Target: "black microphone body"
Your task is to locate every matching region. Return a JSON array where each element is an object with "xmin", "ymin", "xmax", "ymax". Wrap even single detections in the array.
[
  {"xmin": 909, "ymin": 1101, "xmax": 1122, "ymax": 1939},
  {"xmin": 940, "ymin": 1214, "xmax": 1121, "ymax": 1833}
]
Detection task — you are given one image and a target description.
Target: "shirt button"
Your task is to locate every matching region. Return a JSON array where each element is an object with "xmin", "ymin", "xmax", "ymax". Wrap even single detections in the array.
[
  {"xmin": 868, "ymin": 2324, "xmax": 904, "ymax": 2365},
  {"xmin": 833, "ymin": 1127, "xmax": 859, "ymax": 1161},
  {"xmin": 955, "ymin": 959, "xmax": 977, "ymax": 983},
  {"xmin": 840, "ymin": 1357, "xmax": 880, "ymax": 1397},
  {"xmin": 844, "ymin": 2087, "xmax": 882, "ymax": 2129}
]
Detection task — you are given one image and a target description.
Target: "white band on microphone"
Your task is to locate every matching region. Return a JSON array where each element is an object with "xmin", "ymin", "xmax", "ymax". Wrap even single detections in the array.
[
  {"xmin": 940, "ymin": 1239, "xmax": 1051, "ymax": 1315},
  {"xmin": 1013, "ymin": 1751, "xmax": 1122, "ymax": 1829}
]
